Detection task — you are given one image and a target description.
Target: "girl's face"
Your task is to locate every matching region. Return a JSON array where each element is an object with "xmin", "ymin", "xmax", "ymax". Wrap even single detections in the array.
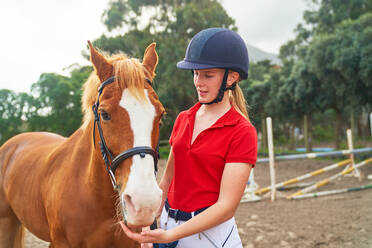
[
  {"xmin": 193, "ymin": 68, "xmax": 225, "ymax": 103},
  {"xmin": 193, "ymin": 69, "xmax": 239, "ymax": 103}
]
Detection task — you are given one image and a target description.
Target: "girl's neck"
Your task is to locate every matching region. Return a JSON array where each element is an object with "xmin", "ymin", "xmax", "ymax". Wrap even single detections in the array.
[{"xmin": 199, "ymin": 93, "xmax": 231, "ymax": 116}]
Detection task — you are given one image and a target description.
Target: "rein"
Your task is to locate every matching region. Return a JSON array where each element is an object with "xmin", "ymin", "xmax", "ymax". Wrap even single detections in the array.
[{"xmin": 92, "ymin": 76, "xmax": 158, "ymax": 191}]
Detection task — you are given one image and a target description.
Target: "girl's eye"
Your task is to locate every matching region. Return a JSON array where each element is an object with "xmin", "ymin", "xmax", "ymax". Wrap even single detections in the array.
[{"xmin": 100, "ymin": 111, "xmax": 111, "ymax": 121}]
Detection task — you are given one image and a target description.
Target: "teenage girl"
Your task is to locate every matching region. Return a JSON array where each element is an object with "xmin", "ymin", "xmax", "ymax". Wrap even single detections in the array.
[{"xmin": 122, "ymin": 27, "xmax": 258, "ymax": 248}]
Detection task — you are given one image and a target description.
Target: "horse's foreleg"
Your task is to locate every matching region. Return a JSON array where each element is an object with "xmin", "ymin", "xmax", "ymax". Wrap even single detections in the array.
[
  {"xmin": 0, "ymin": 173, "xmax": 23, "ymax": 248},
  {"xmin": 0, "ymin": 210, "xmax": 23, "ymax": 248},
  {"xmin": 0, "ymin": 189, "xmax": 23, "ymax": 248},
  {"xmin": 12, "ymin": 225, "xmax": 24, "ymax": 248}
]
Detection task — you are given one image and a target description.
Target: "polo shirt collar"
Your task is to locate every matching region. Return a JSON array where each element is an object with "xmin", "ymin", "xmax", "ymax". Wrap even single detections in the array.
[{"xmin": 186, "ymin": 102, "xmax": 242, "ymax": 128}]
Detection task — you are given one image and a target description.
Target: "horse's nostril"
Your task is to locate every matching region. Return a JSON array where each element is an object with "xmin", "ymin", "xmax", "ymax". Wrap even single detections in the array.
[{"xmin": 124, "ymin": 194, "xmax": 137, "ymax": 214}]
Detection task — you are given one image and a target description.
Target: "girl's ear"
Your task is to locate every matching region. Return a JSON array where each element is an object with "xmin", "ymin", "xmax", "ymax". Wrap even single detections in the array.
[{"xmin": 227, "ymin": 71, "xmax": 240, "ymax": 86}]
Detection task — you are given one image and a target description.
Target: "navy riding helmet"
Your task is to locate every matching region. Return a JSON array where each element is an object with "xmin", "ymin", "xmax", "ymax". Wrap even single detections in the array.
[{"xmin": 177, "ymin": 28, "xmax": 249, "ymax": 104}]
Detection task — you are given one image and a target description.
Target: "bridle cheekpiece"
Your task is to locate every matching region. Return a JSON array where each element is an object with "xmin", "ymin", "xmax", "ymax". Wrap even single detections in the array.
[{"xmin": 92, "ymin": 76, "xmax": 158, "ymax": 191}]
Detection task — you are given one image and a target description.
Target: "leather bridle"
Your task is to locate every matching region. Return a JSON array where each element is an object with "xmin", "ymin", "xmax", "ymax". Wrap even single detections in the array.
[{"xmin": 92, "ymin": 76, "xmax": 159, "ymax": 191}]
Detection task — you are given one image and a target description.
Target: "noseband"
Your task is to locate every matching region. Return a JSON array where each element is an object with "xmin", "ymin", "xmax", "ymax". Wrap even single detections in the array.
[{"xmin": 92, "ymin": 76, "xmax": 158, "ymax": 191}]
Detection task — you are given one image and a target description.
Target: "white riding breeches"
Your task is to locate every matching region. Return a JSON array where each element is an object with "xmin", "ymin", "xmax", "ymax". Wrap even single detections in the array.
[{"xmin": 159, "ymin": 207, "xmax": 243, "ymax": 248}]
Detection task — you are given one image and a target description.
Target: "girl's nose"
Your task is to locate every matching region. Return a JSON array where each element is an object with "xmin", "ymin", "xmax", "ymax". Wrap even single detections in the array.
[{"xmin": 194, "ymin": 74, "xmax": 203, "ymax": 86}]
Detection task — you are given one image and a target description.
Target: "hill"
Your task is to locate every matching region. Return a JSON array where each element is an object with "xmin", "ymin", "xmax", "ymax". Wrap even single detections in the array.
[{"xmin": 247, "ymin": 43, "xmax": 281, "ymax": 65}]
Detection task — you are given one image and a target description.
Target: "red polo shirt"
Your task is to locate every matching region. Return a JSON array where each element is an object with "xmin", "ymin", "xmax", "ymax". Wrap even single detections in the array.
[{"xmin": 168, "ymin": 102, "xmax": 257, "ymax": 212}]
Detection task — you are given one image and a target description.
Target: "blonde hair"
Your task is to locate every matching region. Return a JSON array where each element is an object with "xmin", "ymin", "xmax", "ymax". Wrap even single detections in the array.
[{"xmin": 229, "ymin": 84, "xmax": 250, "ymax": 122}]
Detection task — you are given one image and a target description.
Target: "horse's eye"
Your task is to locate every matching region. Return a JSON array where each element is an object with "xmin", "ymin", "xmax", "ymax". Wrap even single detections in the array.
[{"xmin": 100, "ymin": 111, "xmax": 111, "ymax": 121}]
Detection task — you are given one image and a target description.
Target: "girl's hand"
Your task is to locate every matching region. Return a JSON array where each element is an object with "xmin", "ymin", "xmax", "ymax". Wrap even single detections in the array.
[{"xmin": 120, "ymin": 221, "xmax": 172, "ymax": 244}]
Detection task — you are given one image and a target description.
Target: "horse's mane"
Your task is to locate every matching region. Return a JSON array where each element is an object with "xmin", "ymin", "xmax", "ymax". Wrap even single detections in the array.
[{"xmin": 81, "ymin": 53, "xmax": 147, "ymax": 129}]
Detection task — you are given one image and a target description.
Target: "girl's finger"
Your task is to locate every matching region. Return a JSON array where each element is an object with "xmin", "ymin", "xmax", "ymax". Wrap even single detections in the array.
[
  {"xmin": 120, "ymin": 221, "xmax": 129, "ymax": 233},
  {"xmin": 120, "ymin": 221, "xmax": 139, "ymax": 239}
]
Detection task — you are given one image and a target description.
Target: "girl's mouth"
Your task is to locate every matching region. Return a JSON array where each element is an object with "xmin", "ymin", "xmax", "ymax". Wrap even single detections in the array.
[{"xmin": 199, "ymin": 90, "xmax": 208, "ymax": 96}]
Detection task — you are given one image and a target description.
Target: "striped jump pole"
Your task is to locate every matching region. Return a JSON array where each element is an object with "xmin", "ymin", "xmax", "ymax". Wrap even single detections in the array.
[
  {"xmin": 288, "ymin": 157, "xmax": 372, "ymax": 199},
  {"xmin": 255, "ymin": 159, "xmax": 351, "ymax": 195},
  {"xmin": 256, "ymin": 147, "xmax": 372, "ymax": 164},
  {"xmin": 290, "ymin": 184, "xmax": 372, "ymax": 200}
]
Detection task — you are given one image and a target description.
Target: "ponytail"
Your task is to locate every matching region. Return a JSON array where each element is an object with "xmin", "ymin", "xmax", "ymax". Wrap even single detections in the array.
[{"xmin": 229, "ymin": 85, "xmax": 250, "ymax": 122}]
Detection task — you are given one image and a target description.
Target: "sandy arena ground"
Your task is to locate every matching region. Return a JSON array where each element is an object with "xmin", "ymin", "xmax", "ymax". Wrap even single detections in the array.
[{"xmin": 25, "ymin": 158, "xmax": 372, "ymax": 248}]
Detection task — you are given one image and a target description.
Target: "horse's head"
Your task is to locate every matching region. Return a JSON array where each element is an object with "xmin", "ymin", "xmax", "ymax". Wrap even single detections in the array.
[{"xmin": 85, "ymin": 42, "xmax": 165, "ymax": 228}]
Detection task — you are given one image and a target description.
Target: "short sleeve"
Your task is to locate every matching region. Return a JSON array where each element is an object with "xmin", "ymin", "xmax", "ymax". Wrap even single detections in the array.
[{"xmin": 225, "ymin": 124, "xmax": 258, "ymax": 167}]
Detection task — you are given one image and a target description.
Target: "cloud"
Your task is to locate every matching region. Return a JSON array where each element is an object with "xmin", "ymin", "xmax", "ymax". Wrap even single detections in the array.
[{"xmin": 0, "ymin": 0, "xmax": 110, "ymax": 92}]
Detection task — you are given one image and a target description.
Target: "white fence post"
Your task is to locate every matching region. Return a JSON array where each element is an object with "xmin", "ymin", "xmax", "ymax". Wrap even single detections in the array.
[
  {"xmin": 266, "ymin": 117, "xmax": 276, "ymax": 201},
  {"xmin": 370, "ymin": 112, "xmax": 372, "ymax": 138},
  {"xmin": 345, "ymin": 129, "xmax": 362, "ymax": 181}
]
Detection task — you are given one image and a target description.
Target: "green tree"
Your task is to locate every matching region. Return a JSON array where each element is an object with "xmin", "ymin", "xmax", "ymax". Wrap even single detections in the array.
[
  {"xmin": 303, "ymin": 0, "xmax": 372, "ymax": 34},
  {"xmin": 28, "ymin": 66, "xmax": 91, "ymax": 136},
  {"xmin": 0, "ymin": 90, "xmax": 32, "ymax": 144},
  {"xmin": 243, "ymin": 60, "xmax": 274, "ymax": 149},
  {"xmin": 0, "ymin": 65, "xmax": 92, "ymax": 144},
  {"xmin": 305, "ymin": 12, "xmax": 372, "ymax": 148},
  {"xmin": 275, "ymin": 0, "xmax": 372, "ymax": 148},
  {"xmin": 264, "ymin": 69, "xmax": 302, "ymax": 147},
  {"xmin": 289, "ymin": 57, "xmax": 328, "ymax": 151}
]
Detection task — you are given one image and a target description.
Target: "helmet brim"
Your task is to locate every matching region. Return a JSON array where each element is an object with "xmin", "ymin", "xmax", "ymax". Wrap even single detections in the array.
[
  {"xmin": 176, "ymin": 60, "xmax": 223, "ymax": 70},
  {"xmin": 177, "ymin": 59, "xmax": 248, "ymax": 80}
]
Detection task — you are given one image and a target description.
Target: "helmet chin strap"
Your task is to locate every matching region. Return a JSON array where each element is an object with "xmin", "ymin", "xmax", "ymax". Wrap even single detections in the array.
[{"xmin": 201, "ymin": 69, "xmax": 237, "ymax": 105}]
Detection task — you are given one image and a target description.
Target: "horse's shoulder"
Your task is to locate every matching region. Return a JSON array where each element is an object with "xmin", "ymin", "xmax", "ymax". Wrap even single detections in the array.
[
  {"xmin": 0, "ymin": 132, "xmax": 66, "ymax": 161},
  {"xmin": 12, "ymin": 132, "xmax": 65, "ymax": 144}
]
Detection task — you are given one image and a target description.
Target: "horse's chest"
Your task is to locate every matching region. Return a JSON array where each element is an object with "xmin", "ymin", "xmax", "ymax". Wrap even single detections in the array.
[{"xmin": 59, "ymin": 228, "xmax": 139, "ymax": 248}]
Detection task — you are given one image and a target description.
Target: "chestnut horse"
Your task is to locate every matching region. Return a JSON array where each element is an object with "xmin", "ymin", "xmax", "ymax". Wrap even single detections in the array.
[{"xmin": 0, "ymin": 41, "xmax": 165, "ymax": 247}]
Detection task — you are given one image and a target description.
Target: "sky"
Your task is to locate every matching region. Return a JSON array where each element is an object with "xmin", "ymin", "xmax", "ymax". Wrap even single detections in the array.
[{"xmin": 0, "ymin": 0, "xmax": 309, "ymax": 93}]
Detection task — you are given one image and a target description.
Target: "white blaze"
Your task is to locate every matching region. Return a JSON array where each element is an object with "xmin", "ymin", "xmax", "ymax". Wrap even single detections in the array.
[
  {"xmin": 120, "ymin": 89, "xmax": 155, "ymax": 147},
  {"xmin": 119, "ymin": 89, "xmax": 161, "ymax": 221}
]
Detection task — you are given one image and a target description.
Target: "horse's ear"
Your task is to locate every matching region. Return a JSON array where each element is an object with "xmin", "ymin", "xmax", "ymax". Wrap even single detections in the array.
[
  {"xmin": 143, "ymin": 42, "xmax": 158, "ymax": 80},
  {"xmin": 88, "ymin": 41, "xmax": 113, "ymax": 82}
]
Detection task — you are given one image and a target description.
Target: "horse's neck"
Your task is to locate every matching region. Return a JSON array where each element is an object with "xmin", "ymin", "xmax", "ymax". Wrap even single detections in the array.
[{"xmin": 66, "ymin": 123, "xmax": 113, "ymax": 193}]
